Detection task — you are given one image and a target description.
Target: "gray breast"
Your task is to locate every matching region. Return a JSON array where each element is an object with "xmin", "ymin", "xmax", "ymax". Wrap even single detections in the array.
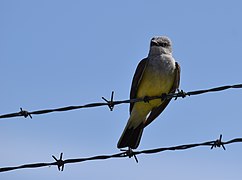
[{"xmin": 148, "ymin": 54, "xmax": 176, "ymax": 76}]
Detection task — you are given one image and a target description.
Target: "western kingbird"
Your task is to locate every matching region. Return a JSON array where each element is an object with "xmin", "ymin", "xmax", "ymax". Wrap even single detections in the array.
[{"xmin": 117, "ymin": 36, "xmax": 180, "ymax": 149}]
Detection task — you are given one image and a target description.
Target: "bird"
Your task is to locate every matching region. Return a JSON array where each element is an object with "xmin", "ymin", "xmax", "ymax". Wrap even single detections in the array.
[{"xmin": 117, "ymin": 36, "xmax": 180, "ymax": 149}]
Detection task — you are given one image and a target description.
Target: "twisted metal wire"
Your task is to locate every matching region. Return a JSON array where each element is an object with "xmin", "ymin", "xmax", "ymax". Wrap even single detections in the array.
[
  {"xmin": 0, "ymin": 135, "xmax": 241, "ymax": 172},
  {"xmin": 0, "ymin": 84, "xmax": 241, "ymax": 119}
]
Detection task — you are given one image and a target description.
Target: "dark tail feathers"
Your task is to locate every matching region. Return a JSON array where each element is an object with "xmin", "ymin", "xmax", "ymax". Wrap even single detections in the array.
[{"xmin": 117, "ymin": 124, "xmax": 144, "ymax": 149}]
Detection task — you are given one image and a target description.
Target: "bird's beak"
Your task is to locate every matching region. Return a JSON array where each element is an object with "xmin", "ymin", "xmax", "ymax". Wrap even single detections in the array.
[{"xmin": 150, "ymin": 40, "xmax": 159, "ymax": 47}]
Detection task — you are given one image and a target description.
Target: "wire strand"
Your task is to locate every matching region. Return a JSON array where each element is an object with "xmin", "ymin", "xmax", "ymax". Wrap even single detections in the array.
[
  {"xmin": 0, "ymin": 83, "xmax": 242, "ymax": 119},
  {"xmin": 0, "ymin": 135, "xmax": 241, "ymax": 172}
]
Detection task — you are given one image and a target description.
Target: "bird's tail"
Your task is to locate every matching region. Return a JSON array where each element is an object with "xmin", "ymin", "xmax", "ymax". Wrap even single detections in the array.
[{"xmin": 117, "ymin": 118, "xmax": 144, "ymax": 149}]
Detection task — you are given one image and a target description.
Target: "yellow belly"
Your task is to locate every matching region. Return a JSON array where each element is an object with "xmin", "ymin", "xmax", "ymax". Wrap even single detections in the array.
[
  {"xmin": 129, "ymin": 57, "xmax": 176, "ymax": 128},
  {"xmin": 136, "ymin": 67, "xmax": 175, "ymax": 107},
  {"xmin": 129, "ymin": 69, "xmax": 174, "ymax": 128}
]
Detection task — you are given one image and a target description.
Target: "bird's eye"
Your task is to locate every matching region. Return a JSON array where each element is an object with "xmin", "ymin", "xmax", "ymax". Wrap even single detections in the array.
[{"xmin": 160, "ymin": 42, "xmax": 168, "ymax": 47}]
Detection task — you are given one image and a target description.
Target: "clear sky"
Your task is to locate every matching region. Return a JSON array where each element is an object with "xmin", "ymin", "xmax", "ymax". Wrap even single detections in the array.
[{"xmin": 1, "ymin": 0, "xmax": 242, "ymax": 179}]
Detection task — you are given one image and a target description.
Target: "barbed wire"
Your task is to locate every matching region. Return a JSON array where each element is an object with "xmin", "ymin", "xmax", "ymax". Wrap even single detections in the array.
[
  {"xmin": 0, "ymin": 83, "xmax": 242, "ymax": 119},
  {"xmin": 0, "ymin": 135, "xmax": 241, "ymax": 173},
  {"xmin": 1, "ymin": 84, "xmax": 242, "ymax": 172}
]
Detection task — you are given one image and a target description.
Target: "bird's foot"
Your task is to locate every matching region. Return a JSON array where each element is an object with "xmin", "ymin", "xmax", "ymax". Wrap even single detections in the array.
[
  {"xmin": 143, "ymin": 96, "xmax": 150, "ymax": 103},
  {"xmin": 160, "ymin": 93, "xmax": 167, "ymax": 101}
]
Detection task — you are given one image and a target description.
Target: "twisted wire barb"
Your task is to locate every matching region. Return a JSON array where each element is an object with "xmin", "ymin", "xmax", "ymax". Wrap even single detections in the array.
[
  {"xmin": 0, "ymin": 84, "xmax": 242, "ymax": 119},
  {"xmin": 1, "ymin": 135, "xmax": 242, "ymax": 173}
]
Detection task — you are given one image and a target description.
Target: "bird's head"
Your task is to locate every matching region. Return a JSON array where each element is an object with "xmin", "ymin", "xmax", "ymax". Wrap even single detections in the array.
[{"xmin": 149, "ymin": 36, "xmax": 172, "ymax": 55}]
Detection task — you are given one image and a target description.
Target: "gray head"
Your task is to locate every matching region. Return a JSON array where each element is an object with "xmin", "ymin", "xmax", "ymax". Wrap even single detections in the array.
[{"xmin": 149, "ymin": 36, "xmax": 172, "ymax": 55}]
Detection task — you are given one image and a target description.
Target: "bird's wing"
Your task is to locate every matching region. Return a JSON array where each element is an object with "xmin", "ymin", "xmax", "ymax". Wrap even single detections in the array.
[
  {"xmin": 144, "ymin": 62, "xmax": 181, "ymax": 127},
  {"xmin": 129, "ymin": 58, "xmax": 148, "ymax": 114}
]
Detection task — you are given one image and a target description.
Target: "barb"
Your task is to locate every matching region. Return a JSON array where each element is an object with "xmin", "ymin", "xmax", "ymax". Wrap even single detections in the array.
[
  {"xmin": 1, "ymin": 135, "xmax": 242, "ymax": 173},
  {"xmin": 19, "ymin": 108, "xmax": 32, "ymax": 119},
  {"xmin": 52, "ymin": 153, "xmax": 64, "ymax": 171},
  {"xmin": 0, "ymin": 83, "xmax": 241, "ymax": 120},
  {"xmin": 102, "ymin": 91, "xmax": 115, "ymax": 111},
  {"xmin": 211, "ymin": 134, "xmax": 226, "ymax": 150}
]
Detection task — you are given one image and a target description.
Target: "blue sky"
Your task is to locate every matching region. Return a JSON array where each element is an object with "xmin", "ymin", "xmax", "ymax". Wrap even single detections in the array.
[{"xmin": 1, "ymin": 0, "xmax": 242, "ymax": 179}]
